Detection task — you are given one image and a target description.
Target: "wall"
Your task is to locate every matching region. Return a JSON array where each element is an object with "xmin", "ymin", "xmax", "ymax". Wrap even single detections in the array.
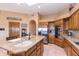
[{"xmin": 0, "ymin": 11, "xmax": 39, "ymax": 40}]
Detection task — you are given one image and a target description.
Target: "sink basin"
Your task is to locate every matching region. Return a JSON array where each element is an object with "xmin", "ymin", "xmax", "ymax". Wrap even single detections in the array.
[
  {"xmin": 8, "ymin": 38, "xmax": 22, "ymax": 43},
  {"xmin": 13, "ymin": 40, "xmax": 33, "ymax": 47},
  {"xmin": 75, "ymin": 42, "xmax": 79, "ymax": 45}
]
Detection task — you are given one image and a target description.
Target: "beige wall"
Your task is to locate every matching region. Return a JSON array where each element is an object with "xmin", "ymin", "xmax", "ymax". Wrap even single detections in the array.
[{"xmin": 0, "ymin": 11, "xmax": 39, "ymax": 40}]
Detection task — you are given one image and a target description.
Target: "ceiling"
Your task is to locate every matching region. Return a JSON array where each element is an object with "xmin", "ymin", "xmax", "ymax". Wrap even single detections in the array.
[{"xmin": 0, "ymin": 3, "xmax": 72, "ymax": 16}]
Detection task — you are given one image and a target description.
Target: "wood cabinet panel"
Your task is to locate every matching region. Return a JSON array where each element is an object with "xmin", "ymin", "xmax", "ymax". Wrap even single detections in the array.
[
  {"xmin": 29, "ymin": 50, "xmax": 37, "ymax": 56},
  {"xmin": 67, "ymin": 10, "xmax": 79, "ymax": 30},
  {"xmin": 64, "ymin": 39, "xmax": 72, "ymax": 56},
  {"xmin": 36, "ymin": 49, "xmax": 41, "ymax": 56},
  {"xmin": 26, "ymin": 45, "xmax": 36, "ymax": 56},
  {"xmin": 71, "ymin": 49, "xmax": 78, "ymax": 56},
  {"xmin": 64, "ymin": 39, "xmax": 79, "ymax": 56},
  {"xmin": 9, "ymin": 22, "xmax": 20, "ymax": 38},
  {"xmin": 54, "ymin": 38, "xmax": 64, "ymax": 48},
  {"xmin": 48, "ymin": 34, "xmax": 55, "ymax": 44},
  {"xmin": 8, "ymin": 51, "xmax": 25, "ymax": 56}
]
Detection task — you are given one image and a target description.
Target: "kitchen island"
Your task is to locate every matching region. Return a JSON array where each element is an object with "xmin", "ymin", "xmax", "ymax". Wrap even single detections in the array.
[{"xmin": 0, "ymin": 36, "xmax": 44, "ymax": 56}]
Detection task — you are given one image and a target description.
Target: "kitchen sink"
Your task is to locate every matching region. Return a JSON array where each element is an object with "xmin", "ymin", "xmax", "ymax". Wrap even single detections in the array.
[
  {"xmin": 75, "ymin": 42, "xmax": 79, "ymax": 45},
  {"xmin": 13, "ymin": 40, "xmax": 33, "ymax": 47}
]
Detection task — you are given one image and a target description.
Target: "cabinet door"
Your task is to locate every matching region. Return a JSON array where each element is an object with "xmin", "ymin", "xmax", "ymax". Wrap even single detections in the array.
[
  {"xmin": 71, "ymin": 49, "xmax": 78, "ymax": 56},
  {"xmin": 67, "ymin": 46, "xmax": 72, "ymax": 56},
  {"xmin": 8, "ymin": 52, "xmax": 25, "ymax": 56},
  {"xmin": 48, "ymin": 34, "xmax": 54, "ymax": 44},
  {"xmin": 72, "ymin": 14, "xmax": 75, "ymax": 29},
  {"xmin": 76, "ymin": 10, "xmax": 79, "ymax": 30},
  {"xmin": 65, "ymin": 19, "xmax": 69, "ymax": 30},
  {"xmin": 68, "ymin": 17, "xmax": 72, "ymax": 29},
  {"xmin": 64, "ymin": 43, "xmax": 71, "ymax": 56},
  {"xmin": 26, "ymin": 46, "xmax": 36, "ymax": 56},
  {"xmin": 64, "ymin": 40, "xmax": 72, "ymax": 56},
  {"xmin": 9, "ymin": 22, "xmax": 20, "ymax": 38},
  {"xmin": 29, "ymin": 50, "xmax": 37, "ymax": 56},
  {"xmin": 73, "ymin": 11, "xmax": 78, "ymax": 30},
  {"xmin": 54, "ymin": 38, "xmax": 64, "ymax": 48},
  {"xmin": 40, "ymin": 40, "xmax": 44, "ymax": 56},
  {"xmin": 78, "ymin": 10, "xmax": 79, "ymax": 30},
  {"xmin": 68, "ymin": 10, "xmax": 79, "ymax": 30}
]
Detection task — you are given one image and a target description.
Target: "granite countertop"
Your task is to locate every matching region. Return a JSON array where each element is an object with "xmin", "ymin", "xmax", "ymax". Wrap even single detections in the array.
[
  {"xmin": 0, "ymin": 36, "xmax": 44, "ymax": 54},
  {"xmin": 63, "ymin": 35, "xmax": 79, "ymax": 50}
]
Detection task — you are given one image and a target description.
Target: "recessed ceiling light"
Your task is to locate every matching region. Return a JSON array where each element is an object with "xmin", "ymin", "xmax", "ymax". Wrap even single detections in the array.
[
  {"xmin": 38, "ymin": 5, "xmax": 40, "ymax": 8},
  {"xmin": 17, "ymin": 3, "xmax": 22, "ymax": 6}
]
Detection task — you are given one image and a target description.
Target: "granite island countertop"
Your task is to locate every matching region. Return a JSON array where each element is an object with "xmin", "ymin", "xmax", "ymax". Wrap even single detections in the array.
[{"xmin": 0, "ymin": 36, "xmax": 44, "ymax": 54}]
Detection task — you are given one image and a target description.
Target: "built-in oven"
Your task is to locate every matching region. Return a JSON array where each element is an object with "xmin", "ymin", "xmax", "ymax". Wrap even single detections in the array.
[
  {"xmin": 21, "ymin": 23, "xmax": 27, "ymax": 37},
  {"xmin": 55, "ymin": 26, "xmax": 60, "ymax": 38}
]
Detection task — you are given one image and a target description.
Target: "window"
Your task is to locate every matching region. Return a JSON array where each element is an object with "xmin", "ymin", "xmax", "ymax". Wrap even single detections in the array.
[{"xmin": 38, "ymin": 28, "xmax": 47, "ymax": 35}]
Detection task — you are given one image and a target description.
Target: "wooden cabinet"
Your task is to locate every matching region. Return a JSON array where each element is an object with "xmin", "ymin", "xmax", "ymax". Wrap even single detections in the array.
[
  {"xmin": 26, "ymin": 45, "xmax": 36, "ymax": 56},
  {"xmin": 63, "ymin": 18, "xmax": 69, "ymax": 30},
  {"xmin": 67, "ymin": 10, "xmax": 79, "ymax": 30},
  {"xmin": 71, "ymin": 45, "xmax": 79, "ymax": 56},
  {"xmin": 63, "ymin": 10, "xmax": 79, "ymax": 30},
  {"xmin": 54, "ymin": 38, "xmax": 64, "ymax": 48},
  {"xmin": 8, "ymin": 51, "xmax": 26, "ymax": 56},
  {"xmin": 48, "ymin": 34, "xmax": 64, "ymax": 48},
  {"xmin": 71, "ymin": 49, "xmax": 78, "ymax": 56},
  {"xmin": 48, "ymin": 34, "xmax": 55, "ymax": 44},
  {"xmin": 53, "ymin": 20, "xmax": 63, "ymax": 27},
  {"xmin": 64, "ymin": 39, "xmax": 79, "ymax": 56},
  {"xmin": 9, "ymin": 22, "xmax": 20, "ymax": 38},
  {"xmin": 8, "ymin": 40, "xmax": 44, "ymax": 56},
  {"xmin": 64, "ymin": 39, "xmax": 72, "ymax": 56},
  {"xmin": 26, "ymin": 40, "xmax": 43, "ymax": 56}
]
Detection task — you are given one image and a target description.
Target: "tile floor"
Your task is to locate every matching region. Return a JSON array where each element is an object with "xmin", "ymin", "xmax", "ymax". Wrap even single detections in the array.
[{"xmin": 43, "ymin": 44, "xmax": 67, "ymax": 56}]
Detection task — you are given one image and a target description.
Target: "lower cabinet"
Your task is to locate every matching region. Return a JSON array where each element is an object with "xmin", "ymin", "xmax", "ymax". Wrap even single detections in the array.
[
  {"xmin": 26, "ymin": 45, "xmax": 37, "ymax": 56},
  {"xmin": 48, "ymin": 34, "xmax": 65, "ymax": 48},
  {"xmin": 64, "ymin": 39, "xmax": 72, "ymax": 56},
  {"xmin": 54, "ymin": 38, "xmax": 64, "ymax": 48},
  {"xmin": 64, "ymin": 39, "xmax": 79, "ymax": 56},
  {"xmin": 71, "ymin": 49, "xmax": 78, "ymax": 56},
  {"xmin": 66, "ymin": 46, "xmax": 72, "ymax": 56},
  {"xmin": 8, "ymin": 40, "xmax": 44, "ymax": 56},
  {"xmin": 48, "ymin": 34, "xmax": 55, "ymax": 44}
]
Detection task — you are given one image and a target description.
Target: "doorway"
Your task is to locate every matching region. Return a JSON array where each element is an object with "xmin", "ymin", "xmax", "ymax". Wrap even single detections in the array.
[{"xmin": 29, "ymin": 20, "xmax": 36, "ymax": 35}]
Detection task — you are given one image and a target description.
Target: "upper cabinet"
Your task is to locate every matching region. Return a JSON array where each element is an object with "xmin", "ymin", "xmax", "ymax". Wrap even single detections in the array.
[
  {"xmin": 69, "ymin": 10, "xmax": 79, "ymax": 30},
  {"xmin": 64, "ymin": 9, "xmax": 79, "ymax": 30},
  {"xmin": 53, "ymin": 20, "xmax": 63, "ymax": 27}
]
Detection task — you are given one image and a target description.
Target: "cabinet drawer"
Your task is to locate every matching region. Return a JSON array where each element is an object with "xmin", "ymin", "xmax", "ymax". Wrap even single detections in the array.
[
  {"xmin": 29, "ymin": 50, "xmax": 37, "ymax": 56},
  {"xmin": 71, "ymin": 45, "xmax": 79, "ymax": 56},
  {"xmin": 26, "ymin": 45, "xmax": 36, "ymax": 56},
  {"xmin": 37, "ymin": 41, "xmax": 41, "ymax": 47},
  {"xmin": 55, "ymin": 39, "xmax": 63, "ymax": 47},
  {"xmin": 37, "ymin": 49, "xmax": 41, "ymax": 56},
  {"xmin": 71, "ymin": 49, "xmax": 78, "ymax": 56},
  {"xmin": 9, "ymin": 51, "xmax": 25, "ymax": 56},
  {"xmin": 37, "ymin": 46, "xmax": 41, "ymax": 51}
]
